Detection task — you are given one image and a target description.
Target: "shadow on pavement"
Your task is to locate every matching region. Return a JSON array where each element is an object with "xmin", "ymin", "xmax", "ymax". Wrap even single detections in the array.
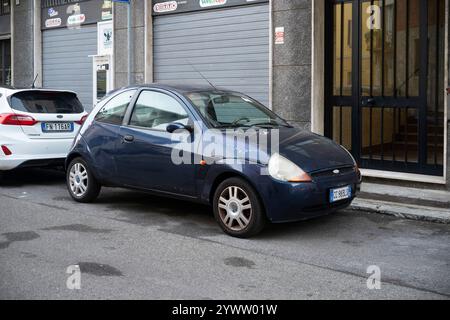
[
  {"xmin": 0, "ymin": 168, "xmax": 66, "ymax": 187},
  {"xmin": 0, "ymin": 167, "xmax": 345, "ymax": 238}
]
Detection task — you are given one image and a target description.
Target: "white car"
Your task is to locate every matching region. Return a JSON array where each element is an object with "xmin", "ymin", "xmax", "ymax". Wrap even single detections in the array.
[{"xmin": 0, "ymin": 86, "xmax": 87, "ymax": 173}]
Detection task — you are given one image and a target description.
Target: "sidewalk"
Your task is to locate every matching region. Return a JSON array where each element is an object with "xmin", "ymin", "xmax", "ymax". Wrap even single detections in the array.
[{"xmin": 350, "ymin": 182, "xmax": 450, "ymax": 224}]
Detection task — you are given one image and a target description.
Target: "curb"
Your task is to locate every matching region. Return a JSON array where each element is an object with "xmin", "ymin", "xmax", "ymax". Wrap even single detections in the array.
[{"xmin": 350, "ymin": 198, "xmax": 450, "ymax": 224}]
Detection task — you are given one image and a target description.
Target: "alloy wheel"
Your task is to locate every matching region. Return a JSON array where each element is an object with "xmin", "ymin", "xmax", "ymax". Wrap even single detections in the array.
[
  {"xmin": 69, "ymin": 162, "xmax": 88, "ymax": 197},
  {"xmin": 218, "ymin": 186, "xmax": 252, "ymax": 231}
]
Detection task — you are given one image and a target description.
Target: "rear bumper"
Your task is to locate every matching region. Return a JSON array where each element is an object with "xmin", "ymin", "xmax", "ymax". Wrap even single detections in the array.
[{"xmin": 0, "ymin": 138, "xmax": 72, "ymax": 170}]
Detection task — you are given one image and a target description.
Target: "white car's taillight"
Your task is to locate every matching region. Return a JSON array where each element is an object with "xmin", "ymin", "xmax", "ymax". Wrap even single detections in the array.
[
  {"xmin": 0, "ymin": 113, "xmax": 37, "ymax": 126},
  {"xmin": 75, "ymin": 115, "xmax": 88, "ymax": 125}
]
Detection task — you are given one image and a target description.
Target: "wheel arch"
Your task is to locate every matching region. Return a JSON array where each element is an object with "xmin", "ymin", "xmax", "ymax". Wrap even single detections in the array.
[
  {"xmin": 208, "ymin": 171, "xmax": 268, "ymax": 219},
  {"xmin": 65, "ymin": 152, "xmax": 83, "ymax": 171}
]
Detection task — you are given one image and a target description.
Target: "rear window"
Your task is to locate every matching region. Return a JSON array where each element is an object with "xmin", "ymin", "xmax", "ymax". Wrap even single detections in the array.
[{"xmin": 9, "ymin": 91, "xmax": 84, "ymax": 114}]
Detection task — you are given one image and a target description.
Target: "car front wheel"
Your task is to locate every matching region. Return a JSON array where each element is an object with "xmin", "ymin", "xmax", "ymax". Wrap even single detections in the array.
[
  {"xmin": 67, "ymin": 157, "xmax": 101, "ymax": 203},
  {"xmin": 213, "ymin": 177, "xmax": 266, "ymax": 238}
]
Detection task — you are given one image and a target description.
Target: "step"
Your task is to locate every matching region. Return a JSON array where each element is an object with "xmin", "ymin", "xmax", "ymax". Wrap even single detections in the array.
[
  {"xmin": 360, "ymin": 182, "xmax": 450, "ymax": 205},
  {"xmin": 350, "ymin": 198, "xmax": 450, "ymax": 224}
]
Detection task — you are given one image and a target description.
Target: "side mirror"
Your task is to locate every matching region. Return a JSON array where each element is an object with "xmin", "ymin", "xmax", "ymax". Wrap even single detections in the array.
[{"xmin": 166, "ymin": 122, "xmax": 193, "ymax": 134}]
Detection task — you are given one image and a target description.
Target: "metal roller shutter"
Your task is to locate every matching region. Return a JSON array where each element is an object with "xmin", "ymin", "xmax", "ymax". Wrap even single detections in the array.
[
  {"xmin": 153, "ymin": 4, "xmax": 270, "ymax": 107},
  {"xmin": 42, "ymin": 26, "xmax": 97, "ymax": 111}
]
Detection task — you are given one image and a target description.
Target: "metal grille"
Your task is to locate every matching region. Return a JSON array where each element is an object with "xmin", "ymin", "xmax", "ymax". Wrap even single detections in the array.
[{"xmin": 325, "ymin": 0, "xmax": 445, "ymax": 176}]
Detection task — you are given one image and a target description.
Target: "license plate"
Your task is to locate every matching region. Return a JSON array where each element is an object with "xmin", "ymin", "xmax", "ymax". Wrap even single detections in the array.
[
  {"xmin": 329, "ymin": 185, "xmax": 352, "ymax": 203},
  {"xmin": 42, "ymin": 122, "xmax": 74, "ymax": 133}
]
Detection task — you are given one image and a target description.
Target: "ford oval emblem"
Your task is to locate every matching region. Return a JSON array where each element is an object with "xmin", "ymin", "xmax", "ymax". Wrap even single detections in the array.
[
  {"xmin": 57, "ymin": 115, "xmax": 63, "ymax": 119},
  {"xmin": 333, "ymin": 169, "xmax": 340, "ymax": 174}
]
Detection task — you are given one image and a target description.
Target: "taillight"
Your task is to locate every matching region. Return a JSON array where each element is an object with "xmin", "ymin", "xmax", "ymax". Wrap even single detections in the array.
[
  {"xmin": 1, "ymin": 145, "xmax": 12, "ymax": 156},
  {"xmin": 75, "ymin": 115, "xmax": 88, "ymax": 125},
  {"xmin": 0, "ymin": 113, "xmax": 37, "ymax": 126}
]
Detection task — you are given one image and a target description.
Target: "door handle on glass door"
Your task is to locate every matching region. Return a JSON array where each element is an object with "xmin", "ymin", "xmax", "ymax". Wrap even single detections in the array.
[{"xmin": 362, "ymin": 97, "xmax": 375, "ymax": 106}]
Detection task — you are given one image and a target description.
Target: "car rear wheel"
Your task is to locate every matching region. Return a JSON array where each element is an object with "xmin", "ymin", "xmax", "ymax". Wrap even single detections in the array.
[
  {"xmin": 67, "ymin": 157, "xmax": 101, "ymax": 203},
  {"xmin": 213, "ymin": 177, "xmax": 266, "ymax": 238}
]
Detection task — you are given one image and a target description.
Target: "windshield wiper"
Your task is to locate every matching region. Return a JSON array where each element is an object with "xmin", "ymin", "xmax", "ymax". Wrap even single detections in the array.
[
  {"xmin": 250, "ymin": 121, "xmax": 291, "ymax": 128},
  {"xmin": 215, "ymin": 123, "xmax": 252, "ymax": 129}
]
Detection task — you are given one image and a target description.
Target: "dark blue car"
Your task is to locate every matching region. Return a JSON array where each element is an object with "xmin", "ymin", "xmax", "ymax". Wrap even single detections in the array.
[{"xmin": 66, "ymin": 84, "xmax": 361, "ymax": 238}]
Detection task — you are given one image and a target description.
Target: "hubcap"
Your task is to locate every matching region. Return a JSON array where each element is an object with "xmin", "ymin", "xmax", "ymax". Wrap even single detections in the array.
[
  {"xmin": 69, "ymin": 162, "xmax": 88, "ymax": 197},
  {"xmin": 218, "ymin": 186, "xmax": 252, "ymax": 232}
]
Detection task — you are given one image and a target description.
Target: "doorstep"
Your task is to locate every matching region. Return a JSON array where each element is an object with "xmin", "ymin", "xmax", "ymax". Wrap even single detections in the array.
[{"xmin": 349, "ymin": 182, "xmax": 450, "ymax": 224}]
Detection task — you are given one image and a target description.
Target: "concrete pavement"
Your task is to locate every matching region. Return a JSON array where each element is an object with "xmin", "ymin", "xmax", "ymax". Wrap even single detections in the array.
[{"xmin": 0, "ymin": 169, "xmax": 449, "ymax": 300}]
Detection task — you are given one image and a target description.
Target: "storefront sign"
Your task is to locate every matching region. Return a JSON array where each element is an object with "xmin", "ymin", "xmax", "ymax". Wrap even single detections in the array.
[
  {"xmin": 41, "ymin": 0, "xmax": 112, "ymax": 30},
  {"xmin": 153, "ymin": 1, "xmax": 178, "ymax": 13},
  {"xmin": 152, "ymin": 0, "xmax": 268, "ymax": 16},
  {"xmin": 45, "ymin": 17, "xmax": 62, "ymax": 28}
]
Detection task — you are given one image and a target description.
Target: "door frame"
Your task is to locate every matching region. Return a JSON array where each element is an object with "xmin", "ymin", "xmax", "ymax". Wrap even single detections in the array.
[{"xmin": 316, "ymin": 0, "xmax": 448, "ymax": 181}]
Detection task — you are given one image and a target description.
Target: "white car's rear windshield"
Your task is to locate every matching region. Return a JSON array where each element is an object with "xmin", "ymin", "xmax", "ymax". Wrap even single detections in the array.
[{"xmin": 9, "ymin": 91, "xmax": 84, "ymax": 114}]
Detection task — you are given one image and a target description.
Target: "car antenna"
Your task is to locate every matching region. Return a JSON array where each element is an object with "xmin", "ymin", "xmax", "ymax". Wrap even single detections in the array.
[
  {"xmin": 31, "ymin": 73, "xmax": 39, "ymax": 89},
  {"xmin": 186, "ymin": 60, "xmax": 217, "ymax": 91}
]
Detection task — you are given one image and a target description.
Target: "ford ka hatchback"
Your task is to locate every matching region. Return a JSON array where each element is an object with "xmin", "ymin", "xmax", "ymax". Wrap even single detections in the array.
[{"xmin": 66, "ymin": 85, "xmax": 361, "ymax": 238}]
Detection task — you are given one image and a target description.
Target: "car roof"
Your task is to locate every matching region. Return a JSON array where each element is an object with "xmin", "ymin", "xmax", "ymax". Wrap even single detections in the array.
[{"xmin": 118, "ymin": 83, "xmax": 237, "ymax": 95}]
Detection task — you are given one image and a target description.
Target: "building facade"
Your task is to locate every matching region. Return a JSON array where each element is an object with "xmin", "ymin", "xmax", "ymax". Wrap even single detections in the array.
[{"xmin": 6, "ymin": 0, "xmax": 450, "ymax": 188}]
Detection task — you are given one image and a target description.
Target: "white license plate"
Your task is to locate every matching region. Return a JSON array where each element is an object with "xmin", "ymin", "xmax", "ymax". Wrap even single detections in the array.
[
  {"xmin": 42, "ymin": 122, "xmax": 73, "ymax": 132},
  {"xmin": 329, "ymin": 185, "xmax": 352, "ymax": 203}
]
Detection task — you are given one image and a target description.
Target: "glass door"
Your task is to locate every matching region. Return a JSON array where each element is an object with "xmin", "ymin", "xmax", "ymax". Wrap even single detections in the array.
[{"xmin": 325, "ymin": 0, "xmax": 445, "ymax": 176}]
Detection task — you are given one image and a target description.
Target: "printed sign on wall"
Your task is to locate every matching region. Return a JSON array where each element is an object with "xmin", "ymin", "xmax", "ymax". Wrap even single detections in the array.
[
  {"xmin": 274, "ymin": 27, "xmax": 285, "ymax": 45},
  {"xmin": 98, "ymin": 21, "xmax": 113, "ymax": 56}
]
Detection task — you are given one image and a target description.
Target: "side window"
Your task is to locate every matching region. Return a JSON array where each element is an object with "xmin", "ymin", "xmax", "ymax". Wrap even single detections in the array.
[
  {"xmin": 129, "ymin": 91, "xmax": 189, "ymax": 130},
  {"xmin": 95, "ymin": 90, "xmax": 136, "ymax": 125}
]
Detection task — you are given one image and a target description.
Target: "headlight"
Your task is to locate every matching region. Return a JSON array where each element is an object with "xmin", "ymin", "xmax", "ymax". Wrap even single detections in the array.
[
  {"xmin": 340, "ymin": 145, "xmax": 357, "ymax": 166},
  {"xmin": 268, "ymin": 153, "xmax": 312, "ymax": 183}
]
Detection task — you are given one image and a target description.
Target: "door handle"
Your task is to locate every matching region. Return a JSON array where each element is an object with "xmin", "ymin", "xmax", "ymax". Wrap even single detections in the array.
[
  {"xmin": 362, "ymin": 97, "xmax": 376, "ymax": 106},
  {"xmin": 122, "ymin": 135, "xmax": 135, "ymax": 143}
]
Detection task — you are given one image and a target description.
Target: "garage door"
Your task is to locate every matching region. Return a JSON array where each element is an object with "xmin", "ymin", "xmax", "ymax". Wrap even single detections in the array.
[
  {"xmin": 42, "ymin": 26, "xmax": 97, "ymax": 111},
  {"xmin": 153, "ymin": 4, "xmax": 270, "ymax": 107}
]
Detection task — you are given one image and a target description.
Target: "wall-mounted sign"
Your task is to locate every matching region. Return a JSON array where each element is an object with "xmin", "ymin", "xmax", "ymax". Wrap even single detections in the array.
[
  {"xmin": 153, "ymin": 1, "xmax": 178, "ymax": 13},
  {"xmin": 152, "ymin": 0, "xmax": 268, "ymax": 16},
  {"xmin": 98, "ymin": 21, "xmax": 113, "ymax": 56},
  {"xmin": 41, "ymin": 0, "xmax": 112, "ymax": 30},
  {"xmin": 199, "ymin": 0, "xmax": 227, "ymax": 8},
  {"xmin": 45, "ymin": 17, "xmax": 62, "ymax": 28},
  {"xmin": 102, "ymin": 0, "xmax": 113, "ymax": 20},
  {"xmin": 366, "ymin": 5, "xmax": 381, "ymax": 30},
  {"xmin": 275, "ymin": 27, "xmax": 284, "ymax": 45}
]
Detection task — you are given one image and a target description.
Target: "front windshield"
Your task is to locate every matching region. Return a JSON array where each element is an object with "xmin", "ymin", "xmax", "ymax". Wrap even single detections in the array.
[{"xmin": 185, "ymin": 92, "xmax": 290, "ymax": 128}]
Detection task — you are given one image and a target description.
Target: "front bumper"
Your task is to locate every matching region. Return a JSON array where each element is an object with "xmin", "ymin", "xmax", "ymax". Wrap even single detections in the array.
[{"xmin": 256, "ymin": 169, "xmax": 361, "ymax": 223}]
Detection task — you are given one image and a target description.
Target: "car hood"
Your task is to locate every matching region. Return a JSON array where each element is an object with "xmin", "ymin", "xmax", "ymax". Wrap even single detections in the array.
[
  {"xmin": 274, "ymin": 127, "xmax": 355, "ymax": 172},
  {"xmin": 217, "ymin": 126, "xmax": 355, "ymax": 173}
]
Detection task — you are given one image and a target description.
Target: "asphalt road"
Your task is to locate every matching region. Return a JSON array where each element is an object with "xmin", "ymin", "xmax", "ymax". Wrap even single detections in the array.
[{"xmin": 0, "ymin": 168, "xmax": 449, "ymax": 300}]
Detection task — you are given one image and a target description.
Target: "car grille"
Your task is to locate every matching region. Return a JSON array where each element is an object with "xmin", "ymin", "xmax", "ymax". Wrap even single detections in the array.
[{"xmin": 310, "ymin": 166, "xmax": 355, "ymax": 178}]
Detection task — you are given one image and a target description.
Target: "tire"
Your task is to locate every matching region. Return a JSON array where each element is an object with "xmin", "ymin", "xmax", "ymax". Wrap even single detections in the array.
[
  {"xmin": 213, "ymin": 177, "xmax": 266, "ymax": 238},
  {"xmin": 66, "ymin": 157, "xmax": 101, "ymax": 203}
]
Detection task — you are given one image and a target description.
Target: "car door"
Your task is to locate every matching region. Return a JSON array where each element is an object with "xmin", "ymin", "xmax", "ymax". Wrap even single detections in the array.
[
  {"xmin": 81, "ymin": 89, "xmax": 137, "ymax": 182},
  {"xmin": 115, "ymin": 89, "xmax": 197, "ymax": 197}
]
